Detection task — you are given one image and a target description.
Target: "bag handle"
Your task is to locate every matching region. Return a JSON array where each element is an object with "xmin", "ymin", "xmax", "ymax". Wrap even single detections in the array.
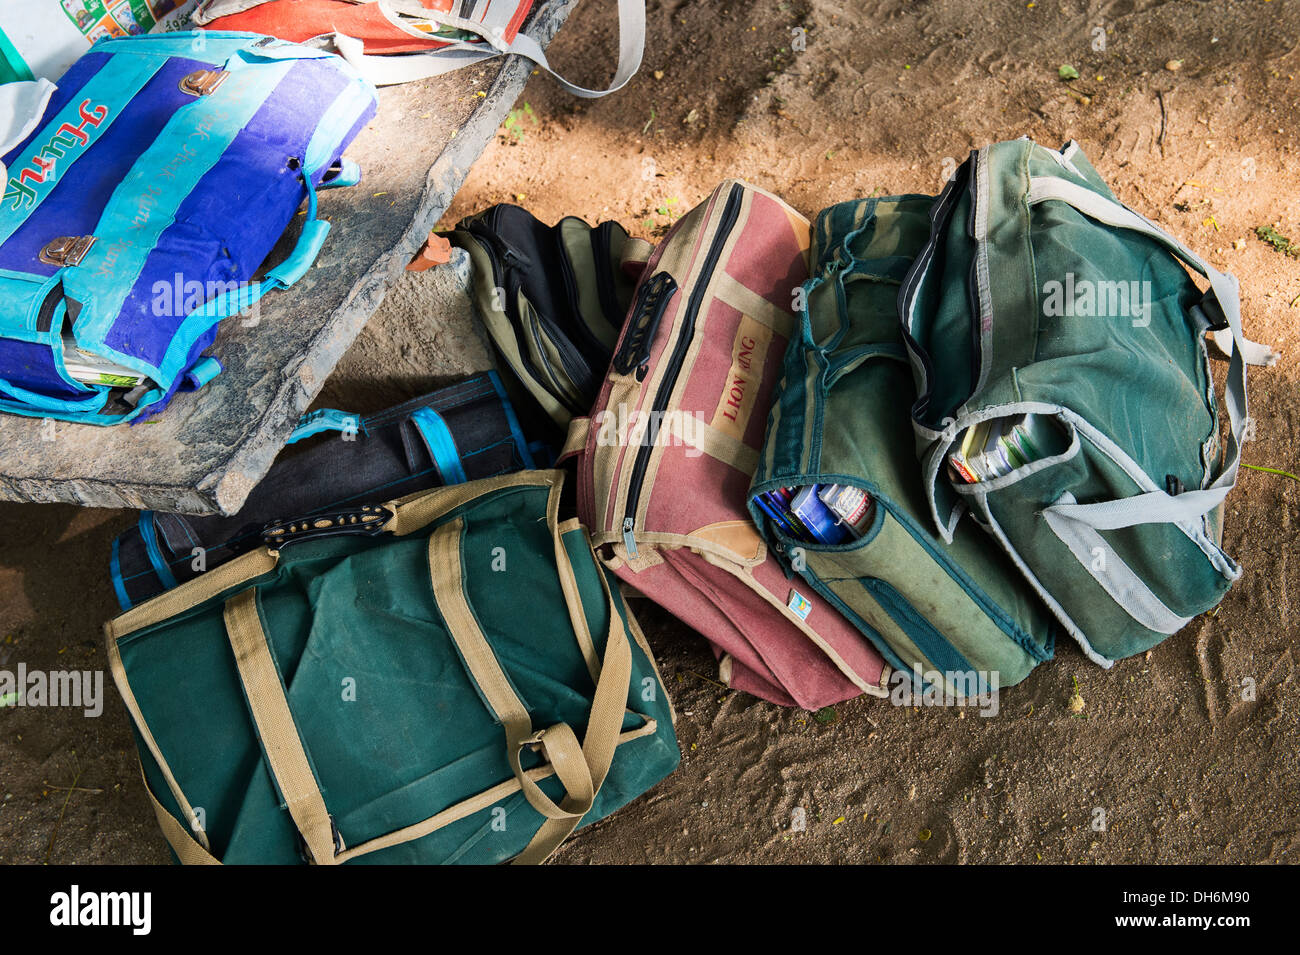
[
  {"xmin": 333, "ymin": 0, "xmax": 646, "ymax": 97},
  {"xmin": 223, "ymin": 589, "xmax": 342, "ymax": 864},
  {"xmin": 426, "ymin": 516, "xmax": 633, "ymax": 864},
  {"xmin": 285, "ymin": 407, "xmax": 365, "ymax": 444},
  {"xmin": 133, "ymin": 586, "xmax": 345, "ymax": 865},
  {"xmin": 1025, "ymin": 176, "xmax": 1269, "ymax": 531},
  {"xmin": 1041, "ymin": 492, "xmax": 1199, "ymax": 635},
  {"xmin": 410, "ymin": 406, "xmax": 469, "ymax": 484},
  {"xmin": 557, "ymin": 415, "xmax": 590, "ymax": 463}
]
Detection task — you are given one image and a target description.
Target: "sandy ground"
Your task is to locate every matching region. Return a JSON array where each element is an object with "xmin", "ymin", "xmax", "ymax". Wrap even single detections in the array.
[{"xmin": 2, "ymin": 0, "xmax": 1298, "ymax": 864}]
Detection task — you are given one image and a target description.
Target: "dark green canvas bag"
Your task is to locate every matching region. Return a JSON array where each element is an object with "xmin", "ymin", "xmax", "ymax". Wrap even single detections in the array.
[
  {"xmin": 749, "ymin": 196, "xmax": 1057, "ymax": 688},
  {"xmin": 106, "ymin": 471, "xmax": 678, "ymax": 865},
  {"xmin": 900, "ymin": 139, "xmax": 1276, "ymax": 667}
]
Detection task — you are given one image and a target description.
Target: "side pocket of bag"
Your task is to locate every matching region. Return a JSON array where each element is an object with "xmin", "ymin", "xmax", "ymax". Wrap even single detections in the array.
[
  {"xmin": 759, "ymin": 479, "xmax": 1048, "ymax": 688},
  {"xmin": 954, "ymin": 412, "xmax": 1236, "ymax": 664}
]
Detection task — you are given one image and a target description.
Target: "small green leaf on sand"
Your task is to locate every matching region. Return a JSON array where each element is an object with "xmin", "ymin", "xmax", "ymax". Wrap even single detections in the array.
[
  {"xmin": 1058, "ymin": 64, "xmax": 1080, "ymax": 81},
  {"xmin": 0, "ymin": 692, "xmax": 18, "ymax": 708},
  {"xmin": 814, "ymin": 705, "xmax": 838, "ymax": 724},
  {"xmin": 1256, "ymin": 225, "xmax": 1300, "ymax": 258},
  {"xmin": 918, "ymin": 828, "xmax": 933, "ymax": 842}
]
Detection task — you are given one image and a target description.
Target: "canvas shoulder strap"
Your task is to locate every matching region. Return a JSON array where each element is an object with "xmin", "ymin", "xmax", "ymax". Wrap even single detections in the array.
[
  {"xmin": 1023, "ymin": 175, "xmax": 1270, "ymax": 531},
  {"xmin": 332, "ymin": 0, "xmax": 645, "ymax": 96}
]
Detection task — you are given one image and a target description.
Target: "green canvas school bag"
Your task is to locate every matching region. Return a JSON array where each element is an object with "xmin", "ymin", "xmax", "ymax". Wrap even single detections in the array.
[
  {"xmin": 749, "ymin": 195, "xmax": 1058, "ymax": 688},
  {"xmin": 899, "ymin": 139, "xmax": 1276, "ymax": 668},
  {"xmin": 106, "ymin": 471, "xmax": 679, "ymax": 865}
]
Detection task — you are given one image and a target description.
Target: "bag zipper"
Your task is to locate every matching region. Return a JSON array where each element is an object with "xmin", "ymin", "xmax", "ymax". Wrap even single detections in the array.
[{"xmin": 620, "ymin": 182, "xmax": 743, "ymax": 557}]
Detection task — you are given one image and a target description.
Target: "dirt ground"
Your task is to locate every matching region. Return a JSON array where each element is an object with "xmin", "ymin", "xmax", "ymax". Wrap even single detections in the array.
[{"xmin": 2, "ymin": 0, "xmax": 1298, "ymax": 865}]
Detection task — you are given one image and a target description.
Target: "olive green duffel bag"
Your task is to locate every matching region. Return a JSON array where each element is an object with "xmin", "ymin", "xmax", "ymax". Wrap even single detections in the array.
[{"xmin": 749, "ymin": 195, "xmax": 1058, "ymax": 690}]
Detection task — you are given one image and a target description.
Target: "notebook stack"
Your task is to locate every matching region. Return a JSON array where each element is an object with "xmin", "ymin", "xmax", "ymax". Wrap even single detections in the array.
[
  {"xmin": 754, "ymin": 483, "xmax": 874, "ymax": 545},
  {"xmin": 948, "ymin": 414, "xmax": 1061, "ymax": 484}
]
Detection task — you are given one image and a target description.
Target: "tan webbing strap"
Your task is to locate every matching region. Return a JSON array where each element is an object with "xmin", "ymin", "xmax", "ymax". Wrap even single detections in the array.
[
  {"xmin": 139, "ymin": 764, "xmax": 220, "ymax": 865},
  {"xmin": 713, "ymin": 272, "xmax": 796, "ymax": 339},
  {"xmin": 106, "ymin": 634, "xmax": 212, "ymax": 852},
  {"xmin": 334, "ymin": 761, "xmax": 557, "ymax": 863},
  {"xmin": 621, "ymin": 601, "xmax": 675, "ymax": 726},
  {"xmin": 529, "ymin": 722, "xmax": 595, "ymax": 810},
  {"xmin": 512, "ymin": 533, "xmax": 635, "ymax": 865},
  {"xmin": 107, "ymin": 546, "xmax": 279, "ymax": 639},
  {"xmin": 666, "ymin": 414, "xmax": 760, "ymax": 475},
  {"xmin": 428, "ymin": 517, "xmax": 635, "ymax": 864},
  {"xmin": 555, "ymin": 514, "xmax": 601, "ymax": 683},
  {"xmin": 334, "ymin": 722, "xmax": 659, "ymax": 864},
  {"xmin": 387, "ymin": 470, "xmax": 558, "ymax": 537},
  {"xmin": 622, "ymin": 236, "xmax": 654, "ymax": 270},
  {"xmin": 223, "ymin": 590, "xmax": 339, "ymax": 865},
  {"xmin": 427, "ymin": 520, "xmax": 582, "ymax": 822},
  {"xmin": 559, "ymin": 416, "xmax": 591, "ymax": 462}
]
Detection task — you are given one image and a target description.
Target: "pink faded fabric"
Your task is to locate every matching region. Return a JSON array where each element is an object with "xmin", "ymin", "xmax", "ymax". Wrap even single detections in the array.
[{"xmin": 572, "ymin": 181, "xmax": 888, "ymax": 710}]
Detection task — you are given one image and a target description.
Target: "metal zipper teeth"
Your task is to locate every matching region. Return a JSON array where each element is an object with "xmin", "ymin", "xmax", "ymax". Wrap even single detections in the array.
[{"xmin": 621, "ymin": 183, "xmax": 744, "ymax": 556}]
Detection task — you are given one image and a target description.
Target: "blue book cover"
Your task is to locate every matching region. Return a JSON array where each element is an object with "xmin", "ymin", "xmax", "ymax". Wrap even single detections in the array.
[{"xmin": 790, "ymin": 485, "xmax": 850, "ymax": 545}]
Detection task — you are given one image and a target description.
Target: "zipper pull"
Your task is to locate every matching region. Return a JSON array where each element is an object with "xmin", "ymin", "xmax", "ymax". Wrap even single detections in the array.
[{"xmin": 622, "ymin": 517, "xmax": 638, "ymax": 558}]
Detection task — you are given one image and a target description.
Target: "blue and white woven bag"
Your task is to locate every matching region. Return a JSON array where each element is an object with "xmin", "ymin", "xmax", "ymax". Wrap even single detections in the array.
[{"xmin": 0, "ymin": 32, "xmax": 377, "ymax": 424}]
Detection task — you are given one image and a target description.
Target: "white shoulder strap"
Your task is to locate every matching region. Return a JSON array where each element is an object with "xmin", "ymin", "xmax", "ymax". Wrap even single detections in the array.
[
  {"xmin": 334, "ymin": 0, "xmax": 645, "ymax": 97},
  {"xmin": 1026, "ymin": 174, "xmax": 1274, "ymax": 531}
]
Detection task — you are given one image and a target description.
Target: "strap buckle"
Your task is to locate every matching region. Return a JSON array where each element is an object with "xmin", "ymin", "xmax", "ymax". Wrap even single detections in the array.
[
  {"xmin": 179, "ymin": 69, "xmax": 228, "ymax": 96},
  {"xmin": 1195, "ymin": 288, "xmax": 1230, "ymax": 331},
  {"xmin": 38, "ymin": 235, "xmax": 96, "ymax": 267},
  {"xmin": 295, "ymin": 817, "xmax": 345, "ymax": 865}
]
